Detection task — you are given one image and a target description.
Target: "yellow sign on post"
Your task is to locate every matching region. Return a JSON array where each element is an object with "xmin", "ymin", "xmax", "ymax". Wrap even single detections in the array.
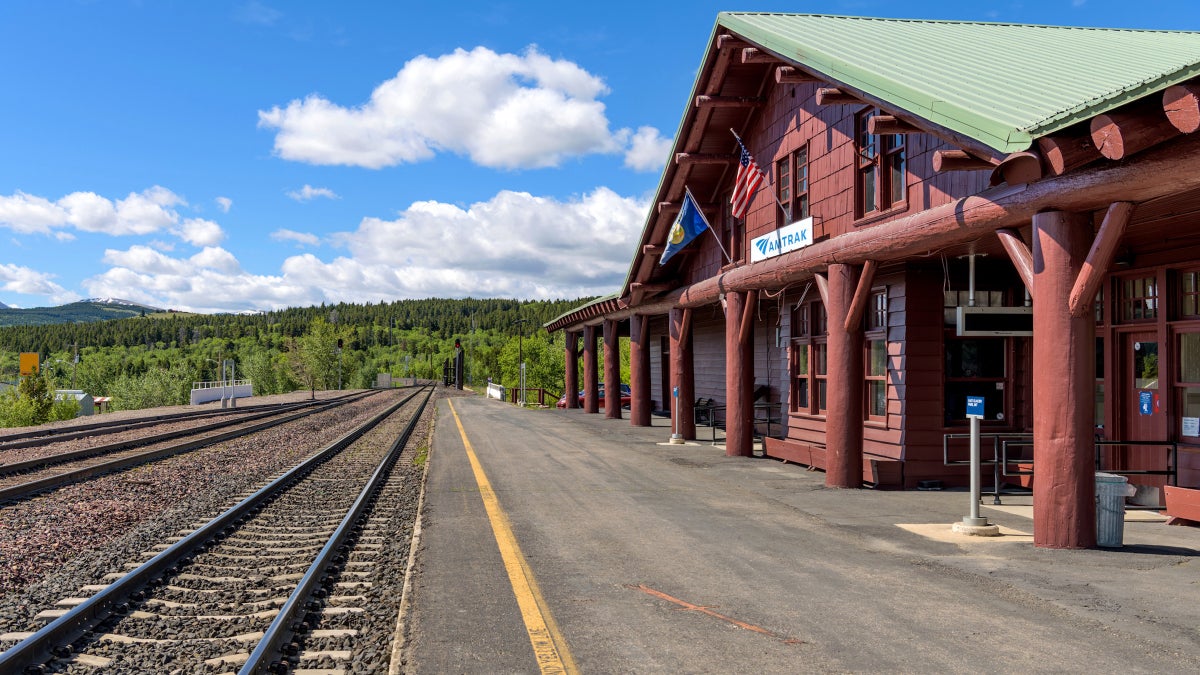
[{"xmin": 19, "ymin": 352, "xmax": 39, "ymax": 377}]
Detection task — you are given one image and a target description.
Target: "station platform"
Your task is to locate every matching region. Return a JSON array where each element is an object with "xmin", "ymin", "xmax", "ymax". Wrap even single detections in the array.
[{"xmin": 402, "ymin": 394, "xmax": 1200, "ymax": 673}]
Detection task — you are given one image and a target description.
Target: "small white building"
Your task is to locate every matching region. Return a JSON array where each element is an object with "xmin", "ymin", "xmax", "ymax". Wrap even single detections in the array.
[{"xmin": 54, "ymin": 390, "xmax": 95, "ymax": 416}]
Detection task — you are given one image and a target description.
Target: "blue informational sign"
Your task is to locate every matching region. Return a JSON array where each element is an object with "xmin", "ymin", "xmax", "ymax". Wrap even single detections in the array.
[
  {"xmin": 1139, "ymin": 390, "xmax": 1153, "ymax": 415},
  {"xmin": 673, "ymin": 386, "xmax": 679, "ymax": 399},
  {"xmin": 966, "ymin": 396, "xmax": 985, "ymax": 420}
]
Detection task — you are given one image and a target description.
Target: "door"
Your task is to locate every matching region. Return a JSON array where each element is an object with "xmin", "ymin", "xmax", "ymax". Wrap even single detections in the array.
[{"xmin": 1118, "ymin": 330, "xmax": 1168, "ymax": 497}]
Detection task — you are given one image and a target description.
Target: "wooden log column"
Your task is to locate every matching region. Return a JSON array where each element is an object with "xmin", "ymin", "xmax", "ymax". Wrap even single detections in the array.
[
  {"xmin": 629, "ymin": 314, "xmax": 651, "ymax": 426},
  {"xmin": 826, "ymin": 264, "xmax": 864, "ymax": 488},
  {"xmin": 669, "ymin": 307, "xmax": 696, "ymax": 440},
  {"xmin": 1032, "ymin": 210, "xmax": 1096, "ymax": 549},
  {"xmin": 583, "ymin": 324, "xmax": 599, "ymax": 414},
  {"xmin": 564, "ymin": 330, "xmax": 579, "ymax": 409},
  {"xmin": 725, "ymin": 291, "xmax": 756, "ymax": 457},
  {"xmin": 603, "ymin": 319, "xmax": 622, "ymax": 420}
]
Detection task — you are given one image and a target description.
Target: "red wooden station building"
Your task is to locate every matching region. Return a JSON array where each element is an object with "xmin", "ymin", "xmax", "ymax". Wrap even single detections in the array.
[{"xmin": 544, "ymin": 13, "xmax": 1200, "ymax": 548}]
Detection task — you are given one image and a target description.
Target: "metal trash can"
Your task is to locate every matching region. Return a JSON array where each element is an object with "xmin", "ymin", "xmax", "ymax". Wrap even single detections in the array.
[{"xmin": 1095, "ymin": 472, "xmax": 1134, "ymax": 548}]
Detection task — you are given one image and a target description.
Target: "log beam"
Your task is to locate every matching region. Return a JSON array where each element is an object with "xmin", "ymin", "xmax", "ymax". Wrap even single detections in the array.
[
  {"xmin": 583, "ymin": 324, "xmax": 599, "ymax": 414},
  {"xmin": 1068, "ymin": 202, "xmax": 1135, "ymax": 317},
  {"xmin": 826, "ymin": 264, "xmax": 864, "ymax": 488},
  {"xmin": 716, "ymin": 34, "xmax": 749, "ymax": 52},
  {"xmin": 564, "ymin": 330, "xmax": 579, "ymax": 409},
  {"xmin": 1036, "ymin": 130, "xmax": 1104, "ymax": 176},
  {"xmin": 996, "ymin": 228, "xmax": 1034, "ymax": 292},
  {"xmin": 993, "ymin": 151, "xmax": 1043, "ymax": 186},
  {"xmin": 629, "ymin": 315, "xmax": 651, "ymax": 426},
  {"xmin": 776, "ymin": 66, "xmax": 821, "ymax": 84},
  {"xmin": 631, "ymin": 281, "xmax": 674, "ymax": 295},
  {"xmin": 1032, "ymin": 210, "xmax": 1096, "ymax": 549},
  {"xmin": 933, "ymin": 150, "xmax": 996, "ymax": 172},
  {"xmin": 815, "ymin": 87, "xmax": 861, "ymax": 106},
  {"xmin": 675, "ymin": 153, "xmax": 736, "ymax": 166},
  {"xmin": 603, "ymin": 319, "xmax": 622, "ymax": 420},
  {"xmin": 867, "ymin": 115, "xmax": 920, "ymax": 135},
  {"xmin": 1164, "ymin": 83, "xmax": 1200, "ymax": 134},
  {"xmin": 1090, "ymin": 104, "xmax": 1181, "ymax": 160},
  {"xmin": 695, "ymin": 95, "xmax": 763, "ymax": 108},
  {"xmin": 738, "ymin": 289, "xmax": 757, "ymax": 346},
  {"xmin": 843, "ymin": 260, "xmax": 879, "ymax": 332},
  {"xmin": 813, "ymin": 273, "xmax": 830, "ymax": 308},
  {"xmin": 740, "ymin": 47, "xmax": 778, "ymax": 64},
  {"xmin": 642, "ymin": 244, "xmax": 665, "ymax": 256},
  {"xmin": 669, "ymin": 307, "xmax": 696, "ymax": 440},
  {"xmin": 726, "ymin": 291, "xmax": 755, "ymax": 457}
]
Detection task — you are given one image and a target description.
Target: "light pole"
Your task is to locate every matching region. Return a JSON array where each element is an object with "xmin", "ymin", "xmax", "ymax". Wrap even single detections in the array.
[{"xmin": 513, "ymin": 318, "xmax": 528, "ymax": 406}]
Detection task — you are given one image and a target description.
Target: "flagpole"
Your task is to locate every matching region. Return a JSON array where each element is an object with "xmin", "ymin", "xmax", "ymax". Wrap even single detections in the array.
[
  {"xmin": 731, "ymin": 128, "xmax": 792, "ymax": 222},
  {"xmin": 686, "ymin": 186, "xmax": 733, "ymax": 264}
]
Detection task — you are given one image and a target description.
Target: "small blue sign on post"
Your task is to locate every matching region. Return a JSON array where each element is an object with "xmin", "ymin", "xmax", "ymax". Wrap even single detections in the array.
[{"xmin": 966, "ymin": 396, "xmax": 985, "ymax": 420}]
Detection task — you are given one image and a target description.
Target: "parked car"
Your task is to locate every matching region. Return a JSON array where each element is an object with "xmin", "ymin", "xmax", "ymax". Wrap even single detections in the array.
[{"xmin": 556, "ymin": 383, "xmax": 632, "ymax": 408}]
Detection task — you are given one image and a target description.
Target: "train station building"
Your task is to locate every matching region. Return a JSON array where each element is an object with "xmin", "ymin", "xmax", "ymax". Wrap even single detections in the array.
[{"xmin": 545, "ymin": 13, "xmax": 1200, "ymax": 548}]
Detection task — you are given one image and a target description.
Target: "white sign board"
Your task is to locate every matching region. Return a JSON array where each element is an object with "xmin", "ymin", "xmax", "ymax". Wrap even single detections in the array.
[
  {"xmin": 1183, "ymin": 417, "xmax": 1200, "ymax": 437},
  {"xmin": 749, "ymin": 217, "xmax": 813, "ymax": 263}
]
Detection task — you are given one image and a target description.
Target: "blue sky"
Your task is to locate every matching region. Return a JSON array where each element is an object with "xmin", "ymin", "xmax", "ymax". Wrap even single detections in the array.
[{"xmin": 1, "ymin": 1, "xmax": 1196, "ymax": 312}]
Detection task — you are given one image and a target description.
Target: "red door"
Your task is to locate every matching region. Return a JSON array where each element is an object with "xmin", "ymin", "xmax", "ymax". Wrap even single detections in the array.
[{"xmin": 1118, "ymin": 330, "xmax": 1167, "ymax": 499}]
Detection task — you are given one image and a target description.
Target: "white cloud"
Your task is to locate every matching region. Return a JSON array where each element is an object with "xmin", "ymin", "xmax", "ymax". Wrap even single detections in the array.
[
  {"xmin": 84, "ymin": 187, "xmax": 649, "ymax": 312},
  {"xmin": 258, "ymin": 46, "xmax": 622, "ymax": 169},
  {"xmin": 623, "ymin": 126, "xmax": 672, "ymax": 172},
  {"xmin": 173, "ymin": 218, "xmax": 226, "ymax": 247},
  {"xmin": 270, "ymin": 228, "xmax": 321, "ymax": 247},
  {"xmin": 0, "ymin": 192, "xmax": 68, "ymax": 234},
  {"xmin": 0, "ymin": 186, "xmax": 234, "ymax": 248},
  {"xmin": 0, "ymin": 186, "xmax": 170, "ymax": 234},
  {"xmin": 0, "ymin": 263, "xmax": 80, "ymax": 304},
  {"xmin": 286, "ymin": 184, "xmax": 339, "ymax": 202},
  {"xmin": 215, "ymin": 196, "xmax": 233, "ymax": 213}
]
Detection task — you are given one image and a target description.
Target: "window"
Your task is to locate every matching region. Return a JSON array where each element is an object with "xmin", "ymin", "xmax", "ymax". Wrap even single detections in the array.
[
  {"xmin": 865, "ymin": 289, "xmax": 888, "ymax": 420},
  {"xmin": 944, "ymin": 338, "xmax": 1006, "ymax": 424},
  {"xmin": 1178, "ymin": 332, "xmax": 1200, "ymax": 438},
  {"xmin": 776, "ymin": 157, "xmax": 790, "ymax": 228},
  {"xmin": 856, "ymin": 110, "xmax": 906, "ymax": 218},
  {"xmin": 1180, "ymin": 271, "xmax": 1200, "ymax": 318},
  {"xmin": 1119, "ymin": 275, "xmax": 1157, "ymax": 322},
  {"xmin": 775, "ymin": 147, "xmax": 810, "ymax": 227},
  {"xmin": 790, "ymin": 299, "xmax": 827, "ymax": 415}
]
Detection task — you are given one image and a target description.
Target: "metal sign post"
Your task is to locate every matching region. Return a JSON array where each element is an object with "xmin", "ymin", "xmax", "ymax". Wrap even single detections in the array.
[
  {"xmin": 953, "ymin": 396, "xmax": 1000, "ymax": 535},
  {"xmin": 669, "ymin": 386, "xmax": 685, "ymax": 444}
]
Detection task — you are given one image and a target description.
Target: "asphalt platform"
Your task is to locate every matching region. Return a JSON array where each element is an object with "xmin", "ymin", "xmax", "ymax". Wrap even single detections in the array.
[{"xmin": 402, "ymin": 394, "xmax": 1200, "ymax": 673}]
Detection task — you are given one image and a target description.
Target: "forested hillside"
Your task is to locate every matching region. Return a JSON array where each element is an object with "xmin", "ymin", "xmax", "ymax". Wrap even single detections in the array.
[{"xmin": 0, "ymin": 297, "xmax": 621, "ymax": 425}]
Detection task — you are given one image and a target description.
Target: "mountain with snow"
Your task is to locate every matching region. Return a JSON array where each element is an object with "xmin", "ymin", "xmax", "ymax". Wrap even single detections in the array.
[{"xmin": 84, "ymin": 297, "xmax": 164, "ymax": 312}]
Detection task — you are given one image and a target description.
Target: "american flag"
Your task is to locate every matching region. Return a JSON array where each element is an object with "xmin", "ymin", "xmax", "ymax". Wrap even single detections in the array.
[{"xmin": 730, "ymin": 137, "xmax": 765, "ymax": 219}]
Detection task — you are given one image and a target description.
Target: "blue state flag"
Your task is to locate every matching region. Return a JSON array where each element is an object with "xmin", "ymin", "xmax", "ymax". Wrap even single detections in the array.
[{"xmin": 660, "ymin": 190, "xmax": 710, "ymax": 265}]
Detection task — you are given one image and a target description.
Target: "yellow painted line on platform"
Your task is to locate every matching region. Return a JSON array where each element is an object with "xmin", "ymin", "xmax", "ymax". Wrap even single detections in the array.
[{"xmin": 447, "ymin": 400, "xmax": 577, "ymax": 675}]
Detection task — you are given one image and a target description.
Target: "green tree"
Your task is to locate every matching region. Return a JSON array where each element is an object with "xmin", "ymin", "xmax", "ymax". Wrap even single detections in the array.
[{"xmin": 289, "ymin": 317, "xmax": 341, "ymax": 398}]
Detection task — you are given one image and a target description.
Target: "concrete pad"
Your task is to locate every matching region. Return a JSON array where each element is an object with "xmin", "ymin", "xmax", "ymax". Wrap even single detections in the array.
[{"xmin": 897, "ymin": 523, "xmax": 1032, "ymax": 543}]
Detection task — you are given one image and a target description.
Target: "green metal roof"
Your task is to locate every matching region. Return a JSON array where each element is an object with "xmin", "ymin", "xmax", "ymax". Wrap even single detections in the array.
[{"xmin": 719, "ymin": 13, "xmax": 1200, "ymax": 153}]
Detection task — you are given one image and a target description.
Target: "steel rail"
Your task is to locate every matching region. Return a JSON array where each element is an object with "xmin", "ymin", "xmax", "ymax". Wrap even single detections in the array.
[
  {"xmin": 0, "ymin": 386, "xmax": 427, "ymax": 672},
  {"xmin": 0, "ymin": 399, "xmax": 326, "ymax": 451},
  {"xmin": 243, "ymin": 385, "xmax": 434, "ymax": 674},
  {"xmin": 0, "ymin": 395, "xmax": 358, "ymax": 475},
  {"xmin": 0, "ymin": 391, "xmax": 363, "ymax": 446},
  {"xmin": 0, "ymin": 390, "xmax": 378, "ymax": 503}
]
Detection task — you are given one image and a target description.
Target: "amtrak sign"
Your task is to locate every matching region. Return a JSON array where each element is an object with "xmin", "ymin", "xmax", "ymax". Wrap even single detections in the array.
[{"xmin": 749, "ymin": 217, "xmax": 813, "ymax": 263}]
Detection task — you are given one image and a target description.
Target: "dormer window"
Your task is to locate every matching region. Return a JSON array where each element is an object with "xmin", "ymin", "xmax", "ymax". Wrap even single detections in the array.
[{"xmin": 856, "ymin": 110, "xmax": 906, "ymax": 218}]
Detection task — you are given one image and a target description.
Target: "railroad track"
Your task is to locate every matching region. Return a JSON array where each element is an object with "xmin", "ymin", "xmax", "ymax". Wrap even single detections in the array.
[
  {"xmin": 0, "ymin": 384, "xmax": 433, "ymax": 673},
  {"xmin": 0, "ymin": 391, "xmax": 382, "ymax": 504},
  {"xmin": 0, "ymin": 394, "xmax": 361, "ymax": 452}
]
